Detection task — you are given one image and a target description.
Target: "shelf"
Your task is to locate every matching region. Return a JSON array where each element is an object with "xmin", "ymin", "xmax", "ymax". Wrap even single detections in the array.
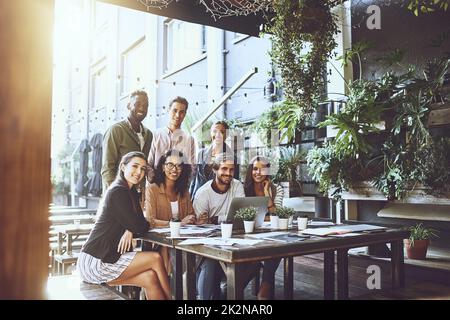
[
  {"xmin": 428, "ymin": 102, "xmax": 450, "ymax": 128},
  {"xmin": 333, "ymin": 182, "xmax": 450, "ymax": 205}
]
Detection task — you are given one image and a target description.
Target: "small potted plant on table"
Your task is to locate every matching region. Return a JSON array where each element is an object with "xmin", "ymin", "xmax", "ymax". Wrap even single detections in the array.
[
  {"xmin": 235, "ymin": 207, "xmax": 257, "ymax": 233},
  {"xmin": 276, "ymin": 206, "xmax": 295, "ymax": 230},
  {"xmin": 404, "ymin": 223, "xmax": 438, "ymax": 260}
]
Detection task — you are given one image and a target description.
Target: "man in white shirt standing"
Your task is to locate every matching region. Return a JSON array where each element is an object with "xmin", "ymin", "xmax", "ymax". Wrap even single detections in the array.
[
  {"xmin": 147, "ymin": 96, "xmax": 196, "ymax": 182},
  {"xmin": 193, "ymin": 153, "xmax": 245, "ymax": 299}
]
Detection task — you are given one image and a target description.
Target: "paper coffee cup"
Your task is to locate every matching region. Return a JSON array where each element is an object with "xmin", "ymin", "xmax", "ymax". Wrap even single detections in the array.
[
  {"xmin": 169, "ymin": 221, "xmax": 181, "ymax": 237},
  {"xmin": 221, "ymin": 223, "xmax": 233, "ymax": 239},
  {"xmin": 297, "ymin": 217, "xmax": 308, "ymax": 230}
]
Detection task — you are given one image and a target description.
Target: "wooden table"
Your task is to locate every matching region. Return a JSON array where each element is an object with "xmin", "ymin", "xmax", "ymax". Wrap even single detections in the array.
[{"xmin": 140, "ymin": 226, "xmax": 409, "ymax": 300}]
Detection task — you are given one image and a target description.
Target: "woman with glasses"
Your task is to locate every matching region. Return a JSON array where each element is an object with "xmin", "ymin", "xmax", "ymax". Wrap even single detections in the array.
[
  {"xmin": 145, "ymin": 149, "xmax": 196, "ymax": 273},
  {"xmin": 244, "ymin": 155, "xmax": 284, "ymax": 300}
]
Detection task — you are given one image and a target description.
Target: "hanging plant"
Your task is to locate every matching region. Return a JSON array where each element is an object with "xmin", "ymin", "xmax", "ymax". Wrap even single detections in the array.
[{"xmin": 268, "ymin": 0, "xmax": 340, "ymax": 140}]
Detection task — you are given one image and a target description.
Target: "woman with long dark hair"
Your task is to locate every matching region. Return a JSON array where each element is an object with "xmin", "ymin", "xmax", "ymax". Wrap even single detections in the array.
[
  {"xmin": 146, "ymin": 149, "xmax": 196, "ymax": 274},
  {"xmin": 146, "ymin": 149, "xmax": 196, "ymax": 227},
  {"xmin": 244, "ymin": 155, "xmax": 284, "ymax": 300},
  {"xmin": 77, "ymin": 151, "xmax": 171, "ymax": 300}
]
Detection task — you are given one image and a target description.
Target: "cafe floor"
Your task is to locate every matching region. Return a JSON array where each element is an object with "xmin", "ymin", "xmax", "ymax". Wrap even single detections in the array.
[{"xmin": 243, "ymin": 252, "xmax": 450, "ymax": 300}]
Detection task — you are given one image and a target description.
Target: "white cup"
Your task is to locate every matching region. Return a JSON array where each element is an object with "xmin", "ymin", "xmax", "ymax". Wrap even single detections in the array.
[
  {"xmin": 297, "ymin": 217, "xmax": 308, "ymax": 230},
  {"xmin": 221, "ymin": 223, "xmax": 233, "ymax": 239},
  {"xmin": 270, "ymin": 215, "xmax": 279, "ymax": 229},
  {"xmin": 74, "ymin": 219, "xmax": 81, "ymax": 228},
  {"xmin": 169, "ymin": 221, "xmax": 181, "ymax": 238}
]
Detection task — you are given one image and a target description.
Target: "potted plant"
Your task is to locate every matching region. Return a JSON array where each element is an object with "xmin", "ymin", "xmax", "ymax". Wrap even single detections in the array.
[
  {"xmin": 274, "ymin": 146, "xmax": 305, "ymax": 198},
  {"xmin": 275, "ymin": 206, "xmax": 295, "ymax": 230},
  {"xmin": 404, "ymin": 223, "xmax": 438, "ymax": 260},
  {"xmin": 234, "ymin": 207, "xmax": 257, "ymax": 233}
]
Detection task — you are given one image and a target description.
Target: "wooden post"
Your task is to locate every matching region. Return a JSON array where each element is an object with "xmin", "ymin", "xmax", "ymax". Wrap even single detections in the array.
[
  {"xmin": 323, "ymin": 251, "xmax": 335, "ymax": 300},
  {"xmin": 283, "ymin": 256, "xmax": 294, "ymax": 300},
  {"xmin": 0, "ymin": 0, "xmax": 54, "ymax": 299}
]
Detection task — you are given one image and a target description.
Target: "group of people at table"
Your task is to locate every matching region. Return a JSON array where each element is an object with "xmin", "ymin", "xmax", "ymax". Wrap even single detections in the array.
[{"xmin": 77, "ymin": 90, "xmax": 285, "ymax": 300}]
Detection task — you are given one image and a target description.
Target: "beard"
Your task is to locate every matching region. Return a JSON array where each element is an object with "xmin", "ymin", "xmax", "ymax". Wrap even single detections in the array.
[{"xmin": 217, "ymin": 175, "xmax": 232, "ymax": 186}]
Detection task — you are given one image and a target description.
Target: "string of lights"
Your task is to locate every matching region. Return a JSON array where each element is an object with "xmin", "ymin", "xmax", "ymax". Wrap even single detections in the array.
[{"xmin": 53, "ymin": 89, "xmax": 266, "ymax": 125}]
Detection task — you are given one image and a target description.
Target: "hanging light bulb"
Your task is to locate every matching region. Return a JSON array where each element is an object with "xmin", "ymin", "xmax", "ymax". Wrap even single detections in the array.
[
  {"xmin": 155, "ymin": 80, "xmax": 159, "ymax": 88},
  {"xmin": 227, "ymin": 97, "xmax": 232, "ymax": 104}
]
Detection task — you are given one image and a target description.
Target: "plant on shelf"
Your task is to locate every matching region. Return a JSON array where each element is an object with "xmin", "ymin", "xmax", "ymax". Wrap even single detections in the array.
[
  {"xmin": 234, "ymin": 207, "xmax": 257, "ymax": 221},
  {"xmin": 307, "ymin": 55, "xmax": 450, "ymax": 200},
  {"xmin": 267, "ymin": 0, "xmax": 341, "ymax": 141},
  {"xmin": 404, "ymin": 223, "xmax": 438, "ymax": 260},
  {"xmin": 319, "ymin": 79, "xmax": 385, "ymax": 157},
  {"xmin": 274, "ymin": 146, "xmax": 306, "ymax": 197}
]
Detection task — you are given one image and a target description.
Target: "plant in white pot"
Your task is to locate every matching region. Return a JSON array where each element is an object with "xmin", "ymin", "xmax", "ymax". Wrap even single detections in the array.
[
  {"xmin": 235, "ymin": 207, "xmax": 257, "ymax": 233},
  {"xmin": 404, "ymin": 223, "xmax": 438, "ymax": 260},
  {"xmin": 276, "ymin": 206, "xmax": 295, "ymax": 230}
]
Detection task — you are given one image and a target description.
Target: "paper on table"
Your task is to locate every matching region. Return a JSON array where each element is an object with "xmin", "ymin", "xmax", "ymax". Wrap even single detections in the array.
[
  {"xmin": 150, "ymin": 226, "xmax": 216, "ymax": 235},
  {"xmin": 301, "ymin": 224, "xmax": 387, "ymax": 236},
  {"xmin": 246, "ymin": 231, "xmax": 289, "ymax": 239},
  {"xmin": 178, "ymin": 238, "xmax": 263, "ymax": 246},
  {"xmin": 308, "ymin": 221, "xmax": 335, "ymax": 226},
  {"xmin": 301, "ymin": 228, "xmax": 352, "ymax": 236},
  {"xmin": 327, "ymin": 233, "xmax": 361, "ymax": 238}
]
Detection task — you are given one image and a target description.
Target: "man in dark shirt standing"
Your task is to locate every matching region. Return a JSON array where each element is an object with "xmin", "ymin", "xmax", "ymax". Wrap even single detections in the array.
[{"xmin": 101, "ymin": 90, "xmax": 153, "ymax": 195}]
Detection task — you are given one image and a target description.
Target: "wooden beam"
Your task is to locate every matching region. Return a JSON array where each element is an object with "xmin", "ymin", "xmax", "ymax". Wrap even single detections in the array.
[{"xmin": 0, "ymin": 0, "xmax": 54, "ymax": 299}]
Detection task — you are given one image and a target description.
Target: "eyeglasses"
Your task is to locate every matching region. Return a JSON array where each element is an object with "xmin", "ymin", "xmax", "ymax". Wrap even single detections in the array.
[{"xmin": 165, "ymin": 162, "xmax": 183, "ymax": 171}]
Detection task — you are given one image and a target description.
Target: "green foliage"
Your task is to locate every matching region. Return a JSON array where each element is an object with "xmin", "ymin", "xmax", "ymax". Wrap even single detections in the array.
[
  {"xmin": 250, "ymin": 104, "xmax": 281, "ymax": 144},
  {"xmin": 275, "ymin": 206, "xmax": 295, "ymax": 219},
  {"xmin": 338, "ymin": 41, "xmax": 371, "ymax": 80},
  {"xmin": 274, "ymin": 146, "xmax": 306, "ymax": 195},
  {"xmin": 306, "ymin": 141, "xmax": 367, "ymax": 198},
  {"xmin": 372, "ymin": 141, "xmax": 415, "ymax": 200},
  {"xmin": 234, "ymin": 207, "xmax": 257, "ymax": 221},
  {"xmin": 320, "ymin": 79, "xmax": 384, "ymax": 157},
  {"xmin": 406, "ymin": 0, "xmax": 449, "ymax": 16},
  {"xmin": 415, "ymin": 137, "xmax": 450, "ymax": 194},
  {"xmin": 268, "ymin": 0, "xmax": 339, "ymax": 129},
  {"xmin": 307, "ymin": 56, "xmax": 450, "ymax": 200},
  {"xmin": 408, "ymin": 223, "xmax": 438, "ymax": 247}
]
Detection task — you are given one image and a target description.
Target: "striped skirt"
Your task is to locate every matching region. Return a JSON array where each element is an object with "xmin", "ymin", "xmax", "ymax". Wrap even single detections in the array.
[{"xmin": 76, "ymin": 251, "xmax": 137, "ymax": 284}]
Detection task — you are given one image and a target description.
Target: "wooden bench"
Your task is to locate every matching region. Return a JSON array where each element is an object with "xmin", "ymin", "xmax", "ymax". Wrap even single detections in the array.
[{"xmin": 46, "ymin": 274, "xmax": 129, "ymax": 300}]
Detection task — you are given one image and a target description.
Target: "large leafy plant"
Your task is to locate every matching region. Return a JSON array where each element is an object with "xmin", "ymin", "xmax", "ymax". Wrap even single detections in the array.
[{"xmin": 307, "ymin": 56, "xmax": 450, "ymax": 200}]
